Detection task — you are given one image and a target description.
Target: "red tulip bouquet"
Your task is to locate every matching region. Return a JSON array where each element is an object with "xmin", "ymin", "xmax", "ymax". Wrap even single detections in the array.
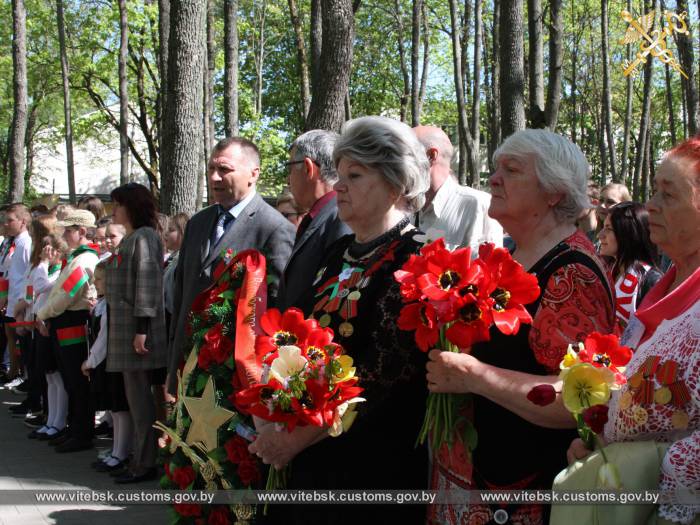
[
  {"xmin": 526, "ymin": 332, "xmax": 632, "ymax": 487},
  {"xmin": 394, "ymin": 240, "xmax": 540, "ymax": 451},
  {"xmin": 234, "ymin": 308, "xmax": 364, "ymax": 494}
]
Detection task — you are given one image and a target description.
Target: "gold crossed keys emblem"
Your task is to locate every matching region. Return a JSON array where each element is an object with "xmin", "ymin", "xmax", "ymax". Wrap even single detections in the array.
[{"xmin": 620, "ymin": 10, "xmax": 689, "ymax": 78}]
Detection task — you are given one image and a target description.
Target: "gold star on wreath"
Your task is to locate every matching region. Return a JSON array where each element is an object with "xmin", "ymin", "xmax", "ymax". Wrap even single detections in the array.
[{"xmin": 182, "ymin": 376, "xmax": 235, "ymax": 451}]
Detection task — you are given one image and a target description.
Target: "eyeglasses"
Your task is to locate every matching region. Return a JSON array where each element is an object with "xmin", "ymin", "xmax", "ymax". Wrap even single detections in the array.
[
  {"xmin": 284, "ymin": 158, "xmax": 321, "ymax": 169},
  {"xmin": 280, "ymin": 212, "xmax": 302, "ymax": 219}
]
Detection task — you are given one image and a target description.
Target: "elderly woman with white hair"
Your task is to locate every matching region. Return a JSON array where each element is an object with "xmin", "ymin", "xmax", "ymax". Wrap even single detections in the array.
[
  {"xmin": 250, "ymin": 116, "xmax": 431, "ymax": 524},
  {"xmin": 426, "ymin": 130, "xmax": 616, "ymax": 525}
]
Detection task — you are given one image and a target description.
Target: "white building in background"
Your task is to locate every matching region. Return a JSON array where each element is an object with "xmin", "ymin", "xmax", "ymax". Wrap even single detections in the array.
[{"xmin": 30, "ymin": 105, "xmax": 150, "ymax": 198}]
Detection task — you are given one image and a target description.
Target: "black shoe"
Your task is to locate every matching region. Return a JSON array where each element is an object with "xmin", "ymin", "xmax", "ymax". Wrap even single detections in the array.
[
  {"xmin": 55, "ymin": 438, "xmax": 93, "ymax": 453},
  {"xmin": 114, "ymin": 467, "xmax": 157, "ymax": 484},
  {"xmin": 96, "ymin": 458, "xmax": 128, "ymax": 473},
  {"xmin": 24, "ymin": 414, "xmax": 46, "ymax": 428},
  {"xmin": 9, "ymin": 402, "xmax": 30, "ymax": 416},
  {"xmin": 48, "ymin": 430, "xmax": 71, "ymax": 446},
  {"xmin": 38, "ymin": 427, "xmax": 64, "ymax": 441},
  {"xmin": 94, "ymin": 421, "xmax": 112, "ymax": 437},
  {"xmin": 28, "ymin": 427, "xmax": 49, "ymax": 439}
]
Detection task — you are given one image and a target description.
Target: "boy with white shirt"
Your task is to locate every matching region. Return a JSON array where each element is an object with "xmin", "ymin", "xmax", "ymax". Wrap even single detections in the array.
[{"xmin": 1, "ymin": 204, "xmax": 32, "ymax": 386}]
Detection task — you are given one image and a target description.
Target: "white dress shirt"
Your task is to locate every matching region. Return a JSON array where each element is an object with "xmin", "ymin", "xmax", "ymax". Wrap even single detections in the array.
[
  {"xmin": 7, "ymin": 230, "xmax": 32, "ymax": 318},
  {"xmin": 419, "ymin": 176, "xmax": 503, "ymax": 252}
]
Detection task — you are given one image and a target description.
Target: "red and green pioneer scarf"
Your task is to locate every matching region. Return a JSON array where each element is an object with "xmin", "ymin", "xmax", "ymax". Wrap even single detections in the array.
[
  {"xmin": 62, "ymin": 267, "xmax": 90, "ymax": 298},
  {"xmin": 56, "ymin": 325, "xmax": 87, "ymax": 347}
]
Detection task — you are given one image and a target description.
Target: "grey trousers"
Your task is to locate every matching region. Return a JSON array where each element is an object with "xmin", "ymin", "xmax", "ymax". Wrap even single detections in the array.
[{"xmin": 122, "ymin": 370, "xmax": 157, "ymax": 475}]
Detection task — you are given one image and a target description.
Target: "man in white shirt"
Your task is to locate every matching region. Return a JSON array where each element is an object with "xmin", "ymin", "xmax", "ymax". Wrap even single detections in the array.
[
  {"xmin": 413, "ymin": 126, "xmax": 503, "ymax": 251},
  {"xmin": 1, "ymin": 204, "xmax": 32, "ymax": 384}
]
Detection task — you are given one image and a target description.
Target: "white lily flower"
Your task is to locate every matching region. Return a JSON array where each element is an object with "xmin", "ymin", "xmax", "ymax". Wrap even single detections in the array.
[{"xmin": 269, "ymin": 345, "xmax": 308, "ymax": 383}]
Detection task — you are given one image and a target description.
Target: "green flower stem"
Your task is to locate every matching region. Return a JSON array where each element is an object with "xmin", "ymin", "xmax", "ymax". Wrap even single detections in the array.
[{"xmin": 263, "ymin": 465, "xmax": 288, "ymax": 515}]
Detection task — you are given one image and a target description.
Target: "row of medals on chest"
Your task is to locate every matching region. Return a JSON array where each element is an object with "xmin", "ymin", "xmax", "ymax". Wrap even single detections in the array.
[{"xmin": 618, "ymin": 355, "xmax": 690, "ymax": 430}]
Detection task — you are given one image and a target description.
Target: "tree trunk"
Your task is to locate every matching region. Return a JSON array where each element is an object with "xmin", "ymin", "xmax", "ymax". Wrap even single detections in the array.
[
  {"xmin": 665, "ymin": 62, "xmax": 677, "ymax": 146},
  {"xmin": 205, "ymin": 0, "xmax": 215, "ymax": 151},
  {"xmin": 489, "ymin": 0, "xmax": 501, "ymax": 167},
  {"xmin": 288, "ymin": 0, "xmax": 311, "ymax": 122},
  {"xmin": 633, "ymin": 0, "xmax": 656, "ymax": 201},
  {"xmin": 253, "ymin": 0, "xmax": 267, "ymax": 116},
  {"xmin": 394, "ymin": 0, "xmax": 409, "ymax": 122},
  {"xmin": 471, "ymin": 0, "xmax": 482, "ymax": 187},
  {"xmin": 499, "ymin": 0, "xmax": 526, "ymax": 138},
  {"xmin": 305, "ymin": 0, "xmax": 354, "ymax": 132},
  {"xmin": 310, "ymin": 0, "xmax": 322, "ymax": 91},
  {"xmin": 601, "ymin": 0, "xmax": 617, "ymax": 181},
  {"xmin": 24, "ymin": 99, "xmax": 40, "ymax": 185},
  {"xmin": 527, "ymin": 0, "xmax": 544, "ymax": 126},
  {"xmin": 223, "ymin": 0, "xmax": 239, "ymax": 136},
  {"xmin": 56, "ymin": 0, "xmax": 76, "ymax": 204},
  {"xmin": 449, "ymin": 0, "xmax": 477, "ymax": 185},
  {"xmin": 8, "ymin": 0, "xmax": 28, "ymax": 203},
  {"xmin": 200, "ymin": 0, "xmax": 215, "ymax": 210},
  {"xmin": 621, "ymin": 0, "xmax": 633, "ymax": 182},
  {"xmin": 418, "ymin": 1, "xmax": 429, "ymax": 117},
  {"xmin": 118, "ymin": 0, "xmax": 129, "ymax": 185},
  {"xmin": 410, "ymin": 0, "xmax": 422, "ymax": 126},
  {"xmin": 674, "ymin": 0, "xmax": 699, "ymax": 135},
  {"xmin": 157, "ymin": 0, "xmax": 169, "ymax": 154},
  {"xmin": 160, "ymin": 0, "xmax": 206, "ymax": 215},
  {"xmin": 544, "ymin": 0, "xmax": 562, "ymax": 129},
  {"xmin": 681, "ymin": 80, "xmax": 688, "ymax": 140}
]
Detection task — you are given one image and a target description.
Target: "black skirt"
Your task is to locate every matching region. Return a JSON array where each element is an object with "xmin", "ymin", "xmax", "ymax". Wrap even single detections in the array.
[
  {"xmin": 34, "ymin": 332, "xmax": 57, "ymax": 374},
  {"xmin": 90, "ymin": 361, "xmax": 129, "ymax": 412}
]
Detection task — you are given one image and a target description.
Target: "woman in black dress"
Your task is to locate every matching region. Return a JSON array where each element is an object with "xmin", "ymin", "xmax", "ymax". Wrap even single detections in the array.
[{"xmin": 250, "ymin": 116, "xmax": 431, "ymax": 524}]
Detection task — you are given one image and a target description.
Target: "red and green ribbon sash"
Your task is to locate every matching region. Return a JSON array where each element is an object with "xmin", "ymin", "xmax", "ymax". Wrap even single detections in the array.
[
  {"xmin": 0, "ymin": 278, "xmax": 9, "ymax": 299},
  {"xmin": 25, "ymin": 285, "xmax": 33, "ymax": 302},
  {"xmin": 56, "ymin": 325, "xmax": 87, "ymax": 347},
  {"xmin": 48, "ymin": 264, "xmax": 61, "ymax": 276},
  {"xmin": 62, "ymin": 267, "xmax": 89, "ymax": 297}
]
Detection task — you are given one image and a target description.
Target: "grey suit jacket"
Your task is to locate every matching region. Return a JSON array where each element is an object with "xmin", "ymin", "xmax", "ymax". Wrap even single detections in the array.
[
  {"xmin": 167, "ymin": 193, "xmax": 295, "ymax": 392},
  {"xmin": 276, "ymin": 195, "xmax": 351, "ymax": 311}
]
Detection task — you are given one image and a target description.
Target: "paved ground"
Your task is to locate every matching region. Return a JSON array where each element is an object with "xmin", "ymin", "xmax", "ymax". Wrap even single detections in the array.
[{"xmin": 0, "ymin": 388, "xmax": 169, "ymax": 525}]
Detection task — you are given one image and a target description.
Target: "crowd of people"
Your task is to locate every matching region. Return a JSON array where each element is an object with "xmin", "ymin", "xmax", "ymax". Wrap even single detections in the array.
[{"xmin": 0, "ymin": 118, "xmax": 697, "ymax": 525}]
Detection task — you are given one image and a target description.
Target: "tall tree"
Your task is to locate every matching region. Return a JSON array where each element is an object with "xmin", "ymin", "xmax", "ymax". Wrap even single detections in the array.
[
  {"xmin": 8, "ymin": 0, "xmax": 28, "ymax": 202},
  {"xmin": 674, "ymin": 0, "xmax": 699, "ymax": 135},
  {"xmin": 118, "ymin": 0, "xmax": 129, "ymax": 185},
  {"xmin": 527, "ymin": 0, "xmax": 544, "ymax": 125},
  {"xmin": 160, "ymin": 0, "xmax": 206, "ymax": 215},
  {"xmin": 56, "ymin": 0, "xmax": 76, "ymax": 204},
  {"xmin": 410, "ymin": 0, "xmax": 423, "ymax": 125},
  {"xmin": 223, "ymin": 0, "xmax": 239, "ymax": 136},
  {"xmin": 158, "ymin": 0, "xmax": 170, "ymax": 153},
  {"xmin": 600, "ymin": 0, "xmax": 617, "ymax": 181},
  {"xmin": 449, "ymin": 0, "xmax": 478, "ymax": 185},
  {"xmin": 305, "ymin": 0, "xmax": 354, "ymax": 132},
  {"xmin": 200, "ymin": 0, "xmax": 215, "ymax": 210},
  {"xmin": 633, "ymin": 0, "xmax": 657, "ymax": 200},
  {"xmin": 665, "ymin": 62, "xmax": 677, "ymax": 146},
  {"xmin": 620, "ymin": 0, "xmax": 633, "ymax": 182},
  {"xmin": 544, "ymin": 0, "xmax": 563, "ymax": 129},
  {"xmin": 489, "ymin": 0, "xmax": 502, "ymax": 167},
  {"xmin": 252, "ymin": 0, "xmax": 267, "ymax": 116},
  {"xmin": 499, "ymin": 0, "xmax": 526, "ymax": 138},
  {"xmin": 471, "ymin": 0, "xmax": 482, "ymax": 187},
  {"xmin": 288, "ymin": 0, "xmax": 311, "ymax": 121},
  {"xmin": 310, "ymin": 0, "xmax": 322, "ymax": 90},
  {"xmin": 393, "ymin": 0, "xmax": 410, "ymax": 122}
]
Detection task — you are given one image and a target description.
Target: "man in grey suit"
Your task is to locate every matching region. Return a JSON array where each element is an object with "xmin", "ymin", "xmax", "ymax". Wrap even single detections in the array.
[
  {"xmin": 167, "ymin": 137, "xmax": 295, "ymax": 393},
  {"xmin": 277, "ymin": 130, "xmax": 351, "ymax": 311}
]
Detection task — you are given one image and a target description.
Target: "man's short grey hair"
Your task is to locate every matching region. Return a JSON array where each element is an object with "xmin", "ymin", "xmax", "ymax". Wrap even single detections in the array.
[
  {"xmin": 333, "ymin": 116, "xmax": 430, "ymax": 213},
  {"xmin": 494, "ymin": 129, "xmax": 591, "ymax": 224},
  {"xmin": 290, "ymin": 129, "xmax": 339, "ymax": 184}
]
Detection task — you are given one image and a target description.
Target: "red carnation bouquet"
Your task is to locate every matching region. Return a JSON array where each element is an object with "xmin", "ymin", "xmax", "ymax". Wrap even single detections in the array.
[
  {"xmin": 526, "ymin": 332, "xmax": 632, "ymax": 487},
  {"xmin": 394, "ymin": 240, "xmax": 540, "ymax": 451},
  {"xmin": 235, "ymin": 307, "xmax": 364, "ymax": 494}
]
